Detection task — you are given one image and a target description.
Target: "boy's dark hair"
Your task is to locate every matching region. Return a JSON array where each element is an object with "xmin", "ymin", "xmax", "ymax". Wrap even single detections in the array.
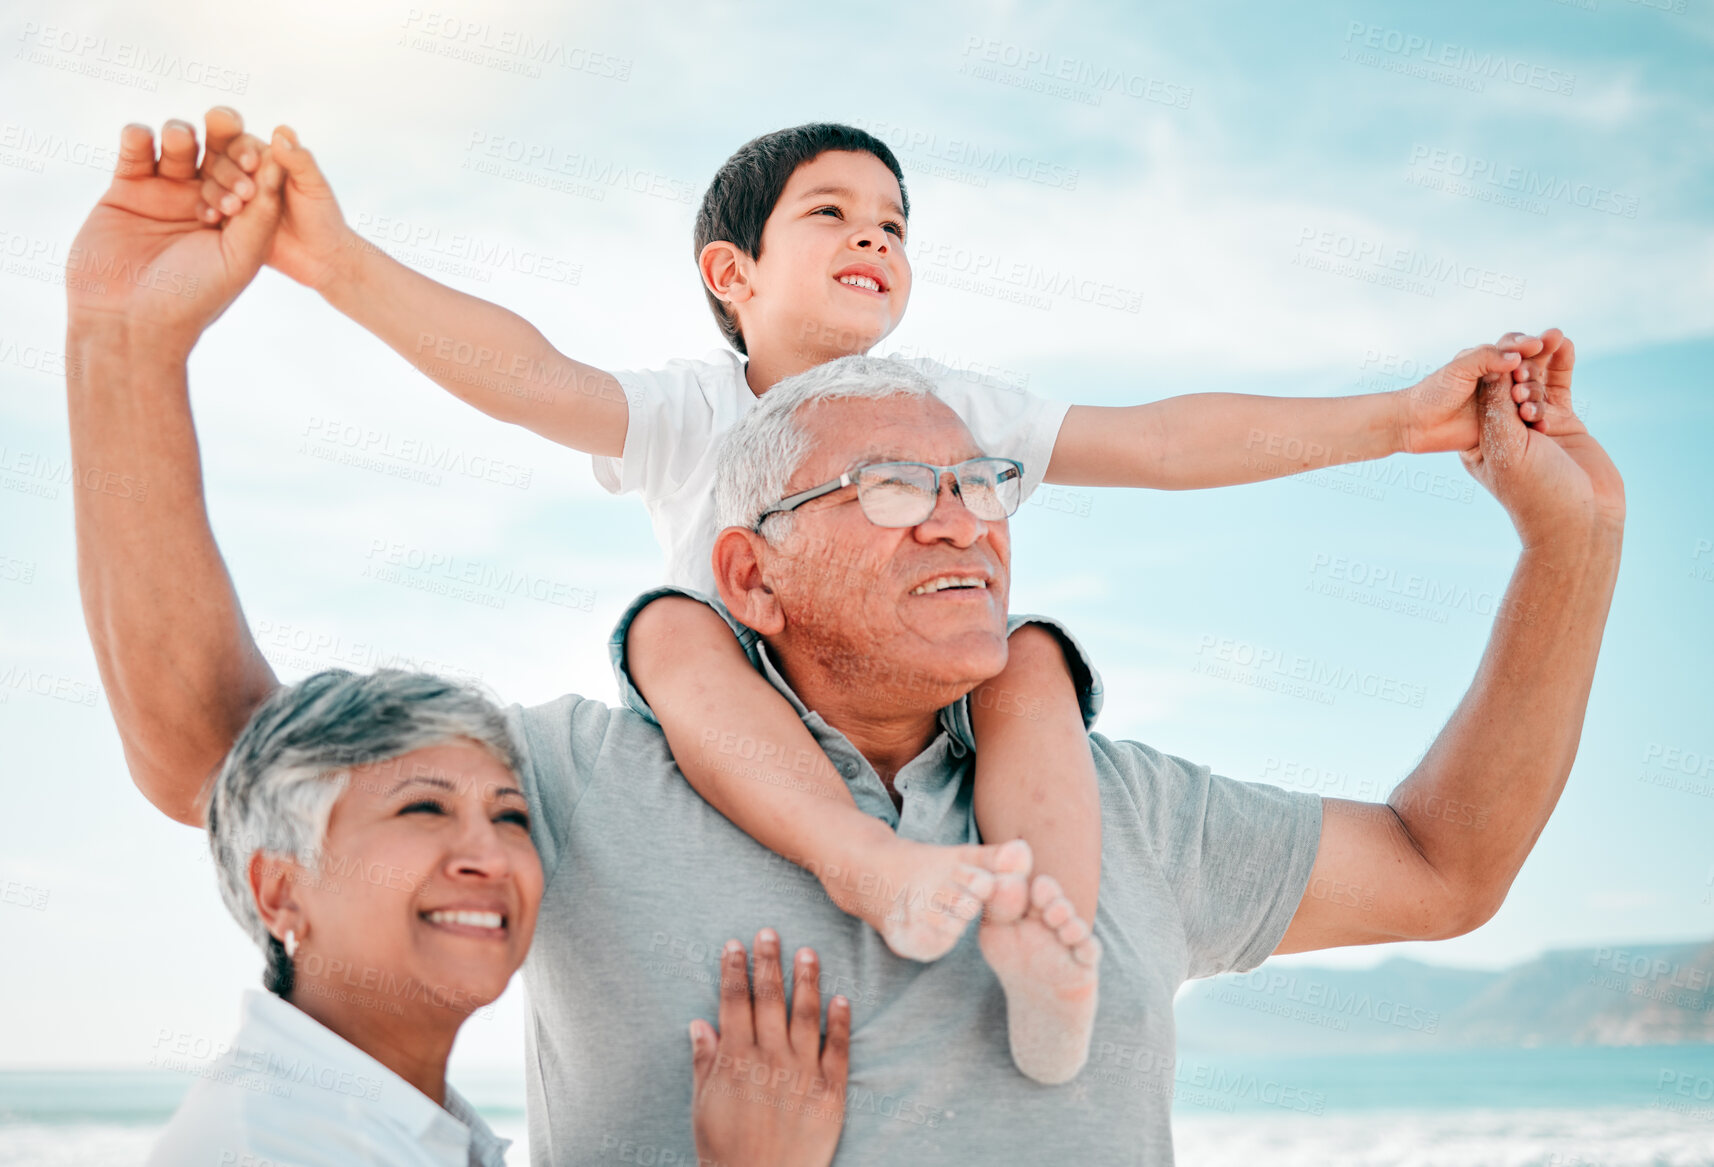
[{"xmin": 694, "ymin": 123, "xmax": 910, "ymax": 355}]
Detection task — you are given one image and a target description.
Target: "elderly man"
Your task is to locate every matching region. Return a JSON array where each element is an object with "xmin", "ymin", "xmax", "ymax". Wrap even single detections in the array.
[{"xmin": 67, "ymin": 123, "xmax": 1624, "ymax": 1163}]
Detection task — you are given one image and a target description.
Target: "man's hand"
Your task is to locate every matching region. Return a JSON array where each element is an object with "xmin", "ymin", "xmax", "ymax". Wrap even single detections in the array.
[
  {"xmin": 1278, "ymin": 326, "xmax": 1621, "ymax": 955},
  {"xmin": 64, "ymin": 118, "xmax": 288, "ymax": 825},
  {"xmin": 67, "ymin": 119, "xmax": 283, "ymax": 353},
  {"xmin": 197, "ymin": 109, "xmax": 356, "ymax": 294},
  {"xmin": 691, "ymin": 930, "xmax": 850, "ymax": 1167},
  {"xmin": 1460, "ymin": 330, "xmax": 1625, "ymax": 539},
  {"xmin": 1396, "ymin": 332, "xmax": 1547, "ymax": 454}
]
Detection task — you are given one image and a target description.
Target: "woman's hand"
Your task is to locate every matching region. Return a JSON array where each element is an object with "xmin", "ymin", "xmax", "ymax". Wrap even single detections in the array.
[{"xmin": 691, "ymin": 929, "xmax": 850, "ymax": 1167}]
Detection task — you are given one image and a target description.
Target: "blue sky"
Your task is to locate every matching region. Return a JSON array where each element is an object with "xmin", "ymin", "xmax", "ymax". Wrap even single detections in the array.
[{"xmin": 1, "ymin": 0, "xmax": 1710, "ymax": 1070}]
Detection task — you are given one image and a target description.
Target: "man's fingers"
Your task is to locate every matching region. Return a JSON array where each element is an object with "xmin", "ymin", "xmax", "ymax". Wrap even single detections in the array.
[
  {"xmin": 750, "ymin": 929, "xmax": 790, "ymax": 1052},
  {"xmin": 1541, "ymin": 332, "xmax": 1578, "ymax": 423},
  {"xmin": 717, "ymin": 939, "xmax": 755, "ymax": 1048},
  {"xmin": 1545, "ymin": 330, "xmax": 1574, "ymax": 388},
  {"xmin": 158, "ymin": 119, "xmax": 200, "ymax": 181},
  {"xmin": 1495, "ymin": 331, "xmax": 1544, "ymax": 359},
  {"xmin": 788, "ymin": 947, "xmax": 823, "ymax": 1058},
  {"xmin": 115, "ymin": 124, "xmax": 156, "ymax": 180},
  {"xmin": 821, "ymin": 996, "xmax": 851, "ymax": 1089},
  {"xmin": 202, "ymin": 106, "xmax": 243, "ymax": 165},
  {"xmin": 1475, "ymin": 368, "xmax": 1529, "ymax": 468},
  {"xmin": 688, "ymin": 1018, "xmax": 718, "ymax": 1088}
]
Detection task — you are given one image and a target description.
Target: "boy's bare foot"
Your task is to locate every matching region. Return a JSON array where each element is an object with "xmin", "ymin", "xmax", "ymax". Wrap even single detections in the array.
[
  {"xmin": 822, "ymin": 837, "xmax": 1032, "ymax": 962},
  {"xmin": 978, "ymin": 871, "xmax": 1103, "ymax": 1085}
]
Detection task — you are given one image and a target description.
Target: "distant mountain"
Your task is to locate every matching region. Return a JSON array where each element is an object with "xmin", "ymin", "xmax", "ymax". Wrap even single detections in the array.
[{"xmin": 1174, "ymin": 938, "xmax": 1714, "ymax": 1055}]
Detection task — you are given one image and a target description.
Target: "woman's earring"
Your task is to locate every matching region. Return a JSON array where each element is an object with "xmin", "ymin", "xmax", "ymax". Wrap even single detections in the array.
[{"xmin": 284, "ymin": 929, "xmax": 298, "ymax": 959}]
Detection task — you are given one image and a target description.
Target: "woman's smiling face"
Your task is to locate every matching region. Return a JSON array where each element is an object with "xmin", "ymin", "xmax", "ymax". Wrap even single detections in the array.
[{"xmin": 276, "ymin": 740, "xmax": 543, "ymax": 1018}]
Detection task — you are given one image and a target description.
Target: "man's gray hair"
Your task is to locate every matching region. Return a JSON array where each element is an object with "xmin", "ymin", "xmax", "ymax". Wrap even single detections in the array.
[
  {"xmin": 206, "ymin": 668, "xmax": 522, "ymax": 995},
  {"xmin": 713, "ymin": 354, "xmax": 938, "ymax": 536}
]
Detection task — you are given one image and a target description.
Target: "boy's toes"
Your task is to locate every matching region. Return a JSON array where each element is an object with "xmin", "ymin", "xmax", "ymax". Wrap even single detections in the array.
[
  {"xmin": 1054, "ymin": 913, "xmax": 1092, "ymax": 948},
  {"xmin": 1041, "ymin": 895, "xmax": 1074, "ymax": 931},
  {"xmin": 1029, "ymin": 873, "xmax": 1065, "ymax": 911},
  {"xmin": 991, "ymin": 837, "xmax": 1033, "ymax": 876},
  {"xmin": 1071, "ymin": 933, "xmax": 1103, "ymax": 968},
  {"xmin": 953, "ymin": 863, "xmax": 997, "ymax": 903},
  {"xmin": 983, "ymin": 871, "xmax": 1030, "ymax": 925},
  {"xmin": 946, "ymin": 889, "xmax": 984, "ymax": 923},
  {"xmin": 1028, "ymin": 875, "xmax": 1093, "ymax": 947}
]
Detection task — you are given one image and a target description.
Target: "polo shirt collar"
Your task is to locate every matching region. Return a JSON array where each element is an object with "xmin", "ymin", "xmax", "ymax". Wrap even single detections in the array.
[
  {"xmin": 239, "ymin": 989, "xmax": 510, "ymax": 1167},
  {"xmin": 753, "ymin": 639, "xmax": 973, "ymax": 758}
]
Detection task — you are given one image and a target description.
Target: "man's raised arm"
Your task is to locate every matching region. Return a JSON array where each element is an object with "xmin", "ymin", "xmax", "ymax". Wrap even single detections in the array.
[
  {"xmin": 66, "ymin": 117, "xmax": 287, "ymax": 825},
  {"xmin": 1276, "ymin": 332, "xmax": 1626, "ymax": 952}
]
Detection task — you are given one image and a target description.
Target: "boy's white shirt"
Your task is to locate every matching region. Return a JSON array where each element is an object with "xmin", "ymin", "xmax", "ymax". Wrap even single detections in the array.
[{"xmin": 594, "ymin": 348, "xmax": 1070, "ymax": 595}]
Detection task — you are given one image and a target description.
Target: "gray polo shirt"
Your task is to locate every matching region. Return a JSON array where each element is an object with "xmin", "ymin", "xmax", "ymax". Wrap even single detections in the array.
[{"xmin": 507, "ymin": 590, "xmax": 1322, "ymax": 1165}]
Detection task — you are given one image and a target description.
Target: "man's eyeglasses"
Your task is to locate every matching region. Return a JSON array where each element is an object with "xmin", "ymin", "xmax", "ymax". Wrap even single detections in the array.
[{"xmin": 753, "ymin": 457, "xmax": 1025, "ymax": 532}]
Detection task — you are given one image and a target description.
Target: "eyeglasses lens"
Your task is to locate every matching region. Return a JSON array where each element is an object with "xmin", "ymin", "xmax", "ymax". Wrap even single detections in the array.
[{"xmin": 854, "ymin": 461, "xmax": 1020, "ymax": 527}]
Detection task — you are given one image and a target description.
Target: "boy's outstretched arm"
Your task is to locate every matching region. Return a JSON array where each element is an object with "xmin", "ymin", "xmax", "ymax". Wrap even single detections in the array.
[
  {"xmin": 197, "ymin": 108, "xmax": 628, "ymax": 456},
  {"xmin": 1044, "ymin": 334, "xmax": 1545, "ymax": 490}
]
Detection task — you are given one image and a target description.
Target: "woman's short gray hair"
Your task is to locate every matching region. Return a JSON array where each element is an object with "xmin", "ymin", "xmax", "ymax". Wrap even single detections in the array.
[
  {"xmin": 713, "ymin": 354, "xmax": 938, "ymax": 537},
  {"xmin": 206, "ymin": 668, "xmax": 522, "ymax": 996}
]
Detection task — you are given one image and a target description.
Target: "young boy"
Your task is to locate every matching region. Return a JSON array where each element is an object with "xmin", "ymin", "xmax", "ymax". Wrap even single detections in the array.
[{"xmin": 194, "ymin": 110, "xmax": 1552, "ymax": 1085}]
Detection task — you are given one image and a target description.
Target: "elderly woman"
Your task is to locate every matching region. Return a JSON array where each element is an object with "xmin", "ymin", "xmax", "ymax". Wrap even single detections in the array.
[{"xmin": 148, "ymin": 669, "xmax": 851, "ymax": 1166}]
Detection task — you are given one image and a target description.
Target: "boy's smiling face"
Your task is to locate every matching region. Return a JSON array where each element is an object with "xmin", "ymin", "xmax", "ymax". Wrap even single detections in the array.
[{"xmin": 723, "ymin": 150, "xmax": 913, "ymax": 362}]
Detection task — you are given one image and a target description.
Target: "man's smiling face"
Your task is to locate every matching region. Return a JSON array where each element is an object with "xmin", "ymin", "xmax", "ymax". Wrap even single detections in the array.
[
  {"xmin": 742, "ymin": 150, "xmax": 914, "ymax": 357},
  {"xmin": 759, "ymin": 393, "xmax": 1011, "ymax": 708}
]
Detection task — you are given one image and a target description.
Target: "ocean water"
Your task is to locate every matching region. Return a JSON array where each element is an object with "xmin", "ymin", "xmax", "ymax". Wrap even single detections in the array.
[
  {"xmin": 4, "ymin": 1047, "xmax": 1713, "ymax": 1165},
  {"xmin": 1168, "ymin": 1046, "xmax": 1714, "ymax": 1165}
]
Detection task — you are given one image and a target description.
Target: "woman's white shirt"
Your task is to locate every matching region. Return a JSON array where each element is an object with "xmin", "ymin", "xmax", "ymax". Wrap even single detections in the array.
[{"xmin": 146, "ymin": 990, "xmax": 510, "ymax": 1167}]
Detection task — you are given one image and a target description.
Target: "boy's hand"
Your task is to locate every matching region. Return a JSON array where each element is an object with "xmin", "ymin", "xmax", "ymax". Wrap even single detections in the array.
[
  {"xmin": 195, "ymin": 108, "xmax": 355, "ymax": 293},
  {"xmin": 691, "ymin": 930, "xmax": 850, "ymax": 1167},
  {"xmin": 1397, "ymin": 332, "xmax": 1546, "ymax": 455}
]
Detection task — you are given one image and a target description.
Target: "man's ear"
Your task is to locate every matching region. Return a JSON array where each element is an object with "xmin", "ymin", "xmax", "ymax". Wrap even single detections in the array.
[
  {"xmin": 712, "ymin": 527, "xmax": 785, "ymax": 637},
  {"xmin": 249, "ymin": 851, "xmax": 306, "ymax": 943},
  {"xmin": 699, "ymin": 241, "xmax": 754, "ymax": 308}
]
